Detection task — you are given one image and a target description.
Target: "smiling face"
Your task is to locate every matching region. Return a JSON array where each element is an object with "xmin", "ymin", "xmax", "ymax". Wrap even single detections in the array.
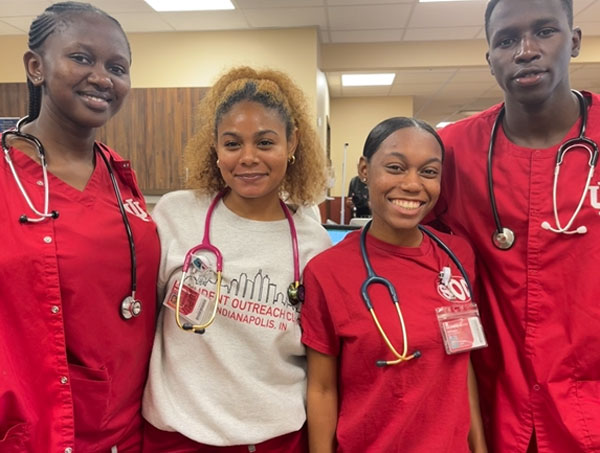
[
  {"xmin": 359, "ymin": 126, "xmax": 442, "ymax": 247},
  {"xmin": 215, "ymin": 100, "xmax": 297, "ymax": 215},
  {"xmin": 28, "ymin": 12, "xmax": 131, "ymax": 130},
  {"xmin": 485, "ymin": 0, "xmax": 580, "ymax": 106}
]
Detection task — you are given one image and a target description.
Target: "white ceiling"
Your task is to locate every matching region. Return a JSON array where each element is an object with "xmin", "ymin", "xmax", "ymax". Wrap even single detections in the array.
[{"xmin": 2, "ymin": 0, "xmax": 600, "ymax": 125}]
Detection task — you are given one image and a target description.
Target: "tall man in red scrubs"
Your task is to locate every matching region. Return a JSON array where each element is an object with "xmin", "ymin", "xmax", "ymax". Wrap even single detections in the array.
[{"xmin": 435, "ymin": 0, "xmax": 600, "ymax": 451}]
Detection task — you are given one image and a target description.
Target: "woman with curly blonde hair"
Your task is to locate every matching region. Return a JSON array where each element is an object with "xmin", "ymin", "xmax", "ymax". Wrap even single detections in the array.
[{"xmin": 142, "ymin": 66, "xmax": 331, "ymax": 452}]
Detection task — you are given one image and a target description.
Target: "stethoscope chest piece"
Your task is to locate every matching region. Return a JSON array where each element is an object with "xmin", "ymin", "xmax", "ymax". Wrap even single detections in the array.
[
  {"xmin": 287, "ymin": 282, "xmax": 305, "ymax": 305},
  {"xmin": 492, "ymin": 227, "xmax": 515, "ymax": 250},
  {"xmin": 121, "ymin": 296, "xmax": 142, "ymax": 320}
]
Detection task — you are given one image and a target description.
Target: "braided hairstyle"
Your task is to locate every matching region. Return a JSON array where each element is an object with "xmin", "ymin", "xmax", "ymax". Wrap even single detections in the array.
[{"xmin": 26, "ymin": 1, "xmax": 129, "ymax": 122}]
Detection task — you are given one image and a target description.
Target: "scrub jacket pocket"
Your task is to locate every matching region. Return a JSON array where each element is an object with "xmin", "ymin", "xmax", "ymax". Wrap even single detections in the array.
[
  {"xmin": 575, "ymin": 380, "xmax": 600, "ymax": 451},
  {"xmin": 69, "ymin": 363, "xmax": 112, "ymax": 437}
]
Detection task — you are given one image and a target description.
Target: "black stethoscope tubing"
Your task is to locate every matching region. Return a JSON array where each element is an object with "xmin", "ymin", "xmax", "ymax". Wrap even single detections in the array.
[
  {"xmin": 487, "ymin": 89, "xmax": 597, "ymax": 250},
  {"xmin": 359, "ymin": 221, "xmax": 473, "ymax": 366},
  {"xmin": 97, "ymin": 149, "xmax": 137, "ymax": 302},
  {"xmin": 3, "ymin": 117, "xmax": 139, "ymax": 320},
  {"xmin": 360, "ymin": 222, "xmax": 473, "ymax": 303}
]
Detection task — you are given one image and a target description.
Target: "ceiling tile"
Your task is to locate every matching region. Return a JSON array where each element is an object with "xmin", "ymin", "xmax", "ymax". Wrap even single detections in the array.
[
  {"xmin": 393, "ymin": 68, "xmax": 456, "ymax": 84},
  {"xmin": 93, "ymin": 0, "xmax": 155, "ymax": 13},
  {"xmin": 328, "ymin": 4, "xmax": 412, "ymax": 30},
  {"xmin": 439, "ymin": 81, "xmax": 494, "ymax": 97},
  {"xmin": 235, "ymin": 0, "xmax": 324, "ymax": 7},
  {"xmin": 574, "ymin": 0, "xmax": 600, "ymax": 15},
  {"xmin": 404, "ymin": 26, "xmax": 481, "ymax": 41},
  {"xmin": 113, "ymin": 12, "xmax": 174, "ymax": 32},
  {"xmin": 408, "ymin": 2, "xmax": 487, "ymax": 28},
  {"xmin": 0, "ymin": 19, "xmax": 28, "ymax": 34},
  {"xmin": 243, "ymin": 7, "xmax": 326, "ymax": 28},
  {"xmin": 578, "ymin": 21, "xmax": 600, "ymax": 35},
  {"xmin": 389, "ymin": 83, "xmax": 442, "ymax": 96},
  {"xmin": 0, "ymin": 1, "xmax": 51, "ymax": 16},
  {"xmin": 0, "ymin": 16, "xmax": 36, "ymax": 33},
  {"xmin": 159, "ymin": 10, "xmax": 250, "ymax": 30},
  {"xmin": 327, "ymin": 0, "xmax": 412, "ymax": 4},
  {"xmin": 330, "ymin": 28, "xmax": 404, "ymax": 43},
  {"xmin": 341, "ymin": 85, "xmax": 392, "ymax": 97},
  {"xmin": 451, "ymin": 68, "xmax": 494, "ymax": 83}
]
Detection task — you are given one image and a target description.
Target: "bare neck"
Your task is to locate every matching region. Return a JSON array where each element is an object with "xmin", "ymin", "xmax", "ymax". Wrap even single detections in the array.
[
  {"xmin": 19, "ymin": 115, "xmax": 97, "ymax": 165},
  {"xmin": 502, "ymin": 90, "xmax": 580, "ymax": 149},
  {"xmin": 222, "ymin": 191, "xmax": 286, "ymax": 221}
]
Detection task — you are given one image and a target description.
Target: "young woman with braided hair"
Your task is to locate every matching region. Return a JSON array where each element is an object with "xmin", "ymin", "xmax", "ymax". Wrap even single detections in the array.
[
  {"xmin": 0, "ymin": 2, "xmax": 159, "ymax": 451},
  {"xmin": 142, "ymin": 66, "xmax": 331, "ymax": 452}
]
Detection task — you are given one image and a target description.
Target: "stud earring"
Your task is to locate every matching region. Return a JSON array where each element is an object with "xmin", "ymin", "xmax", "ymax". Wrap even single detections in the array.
[
  {"xmin": 362, "ymin": 178, "xmax": 367, "ymax": 183},
  {"xmin": 288, "ymin": 155, "xmax": 296, "ymax": 165}
]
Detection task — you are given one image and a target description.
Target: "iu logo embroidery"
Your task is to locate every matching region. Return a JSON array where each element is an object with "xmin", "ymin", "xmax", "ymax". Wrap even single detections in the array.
[
  {"xmin": 123, "ymin": 198, "xmax": 150, "ymax": 222},
  {"xmin": 589, "ymin": 182, "xmax": 600, "ymax": 210}
]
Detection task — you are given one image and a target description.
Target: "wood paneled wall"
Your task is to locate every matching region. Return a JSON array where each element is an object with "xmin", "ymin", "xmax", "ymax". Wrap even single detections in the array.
[{"xmin": 0, "ymin": 83, "xmax": 208, "ymax": 193}]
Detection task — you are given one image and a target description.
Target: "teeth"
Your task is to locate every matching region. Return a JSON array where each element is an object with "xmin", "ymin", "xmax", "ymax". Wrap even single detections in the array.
[
  {"xmin": 392, "ymin": 199, "xmax": 421, "ymax": 209},
  {"xmin": 85, "ymin": 94, "xmax": 108, "ymax": 102}
]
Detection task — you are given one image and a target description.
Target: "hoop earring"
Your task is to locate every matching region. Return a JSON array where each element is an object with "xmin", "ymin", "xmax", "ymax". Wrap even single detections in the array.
[{"xmin": 288, "ymin": 155, "xmax": 296, "ymax": 165}]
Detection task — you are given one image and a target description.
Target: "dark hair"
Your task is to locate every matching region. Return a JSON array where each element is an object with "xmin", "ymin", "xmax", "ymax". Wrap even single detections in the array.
[
  {"xmin": 26, "ymin": 1, "xmax": 130, "ymax": 121},
  {"xmin": 362, "ymin": 117, "xmax": 445, "ymax": 162},
  {"xmin": 484, "ymin": 0, "xmax": 573, "ymax": 42}
]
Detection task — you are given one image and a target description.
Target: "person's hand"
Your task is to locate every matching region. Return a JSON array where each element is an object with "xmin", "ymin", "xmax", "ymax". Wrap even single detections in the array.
[{"xmin": 346, "ymin": 195, "xmax": 355, "ymax": 208}]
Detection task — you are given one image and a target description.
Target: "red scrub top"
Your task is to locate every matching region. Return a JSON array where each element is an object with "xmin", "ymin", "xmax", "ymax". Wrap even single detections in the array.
[
  {"xmin": 436, "ymin": 91, "xmax": 600, "ymax": 453},
  {"xmin": 301, "ymin": 230, "xmax": 476, "ymax": 452},
  {"xmin": 0, "ymin": 141, "xmax": 159, "ymax": 452}
]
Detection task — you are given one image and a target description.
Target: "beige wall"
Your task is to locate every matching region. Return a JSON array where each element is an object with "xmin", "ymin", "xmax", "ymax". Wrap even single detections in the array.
[
  {"xmin": 0, "ymin": 27, "xmax": 320, "ymax": 120},
  {"xmin": 329, "ymin": 96, "xmax": 413, "ymax": 197}
]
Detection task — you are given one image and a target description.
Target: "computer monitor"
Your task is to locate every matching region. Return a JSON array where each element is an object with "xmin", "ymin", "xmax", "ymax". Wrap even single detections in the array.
[{"xmin": 323, "ymin": 224, "xmax": 361, "ymax": 245}]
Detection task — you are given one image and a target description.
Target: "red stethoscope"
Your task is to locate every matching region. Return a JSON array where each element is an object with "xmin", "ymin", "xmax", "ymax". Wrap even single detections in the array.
[{"xmin": 174, "ymin": 188, "xmax": 304, "ymax": 334}]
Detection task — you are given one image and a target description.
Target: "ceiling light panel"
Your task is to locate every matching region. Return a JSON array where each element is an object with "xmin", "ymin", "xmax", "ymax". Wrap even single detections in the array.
[{"xmin": 342, "ymin": 73, "xmax": 396, "ymax": 87}]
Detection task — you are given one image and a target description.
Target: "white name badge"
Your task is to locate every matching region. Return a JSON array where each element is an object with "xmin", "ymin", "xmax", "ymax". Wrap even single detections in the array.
[
  {"xmin": 435, "ymin": 302, "xmax": 487, "ymax": 355},
  {"xmin": 164, "ymin": 279, "xmax": 214, "ymax": 325}
]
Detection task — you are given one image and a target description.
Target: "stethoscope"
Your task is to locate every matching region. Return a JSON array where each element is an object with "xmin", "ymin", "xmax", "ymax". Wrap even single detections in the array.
[
  {"xmin": 2, "ymin": 116, "xmax": 142, "ymax": 321},
  {"xmin": 488, "ymin": 90, "xmax": 598, "ymax": 250},
  {"xmin": 175, "ymin": 188, "xmax": 304, "ymax": 334},
  {"xmin": 360, "ymin": 221, "xmax": 473, "ymax": 367}
]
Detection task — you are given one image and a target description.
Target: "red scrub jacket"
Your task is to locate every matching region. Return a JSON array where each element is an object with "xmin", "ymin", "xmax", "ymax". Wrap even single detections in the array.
[
  {"xmin": 437, "ymin": 91, "xmax": 600, "ymax": 453},
  {"xmin": 0, "ymin": 141, "xmax": 160, "ymax": 452}
]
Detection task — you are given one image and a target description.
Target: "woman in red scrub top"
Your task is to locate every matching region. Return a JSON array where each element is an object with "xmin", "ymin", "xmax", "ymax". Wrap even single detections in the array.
[{"xmin": 0, "ymin": 2, "xmax": 159, "ymax": 452}]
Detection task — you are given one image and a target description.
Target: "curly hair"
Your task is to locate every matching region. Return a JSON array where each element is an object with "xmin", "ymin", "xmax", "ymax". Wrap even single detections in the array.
[{"xmin": 185, "ymin": 66, "xmax": 327, "ymax": 205}]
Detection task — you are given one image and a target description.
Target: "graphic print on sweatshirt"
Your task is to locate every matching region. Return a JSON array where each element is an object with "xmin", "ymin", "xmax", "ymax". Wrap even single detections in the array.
[{"xmin": 165, "ymin": 251, "xmax": 298, "ymax": 332}]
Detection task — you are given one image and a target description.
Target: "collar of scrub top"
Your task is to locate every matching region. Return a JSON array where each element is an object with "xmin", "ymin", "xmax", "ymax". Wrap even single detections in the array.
[
  {"xmin": 487, "ymin": 90, "xmax": 598, "ymax": 250},
  {"xmin": 175, "ymin": 188, "xmax": 303, "ymax": 335},
  {"xmin": 359, "ymin": 221, "xmax": 474, "ymax": 367}
]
